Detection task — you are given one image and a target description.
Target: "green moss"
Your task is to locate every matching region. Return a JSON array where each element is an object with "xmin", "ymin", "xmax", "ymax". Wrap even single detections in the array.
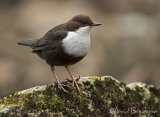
[
  {"xmin": 0, "ymin": 76, "xmax": 159, "ymax": 116},
  {"xmin": 0, "ymin": 94, "xmax": 26, "ymax": 107}
]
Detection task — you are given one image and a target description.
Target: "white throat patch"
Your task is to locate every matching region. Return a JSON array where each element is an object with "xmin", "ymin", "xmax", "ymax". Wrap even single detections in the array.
[{"xmin": 62, "ymin": 26, "xmax": 91, "ymax": 57}]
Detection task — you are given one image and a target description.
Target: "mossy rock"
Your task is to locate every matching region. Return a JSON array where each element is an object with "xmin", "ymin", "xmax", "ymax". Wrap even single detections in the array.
[{"xmin": 0, "ymin": 76, "xmax": 159, "ymax": 117}]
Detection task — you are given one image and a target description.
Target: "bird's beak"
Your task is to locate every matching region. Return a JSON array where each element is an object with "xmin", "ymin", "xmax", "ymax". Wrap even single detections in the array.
[{"xmin": 92, "ymin": 23, "xmax": 102, "ymax": 26}]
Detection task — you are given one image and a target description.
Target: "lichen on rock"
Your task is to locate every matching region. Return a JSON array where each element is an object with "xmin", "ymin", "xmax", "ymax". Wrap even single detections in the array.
[{"xmin": 0, "ymin": 76, "xmax": 159, "ymax": 117}]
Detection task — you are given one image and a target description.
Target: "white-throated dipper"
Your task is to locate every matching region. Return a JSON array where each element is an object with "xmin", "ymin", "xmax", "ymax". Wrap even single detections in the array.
[{"xmin": 18, "ymin": 14, "xmax": 101, "ymax": 92}]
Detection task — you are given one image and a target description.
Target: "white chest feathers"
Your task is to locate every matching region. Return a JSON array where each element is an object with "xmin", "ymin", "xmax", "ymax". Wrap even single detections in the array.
[{"xmin": 62, "ymin": 26, "xmax": 91, "ymax": 57}]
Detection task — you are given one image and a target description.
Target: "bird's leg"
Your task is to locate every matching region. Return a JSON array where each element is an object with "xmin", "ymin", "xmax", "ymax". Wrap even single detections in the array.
[
  {"xmin": 64, "ymin": 66, "xmax": 74, "ymax": 85},
  {"xmin": 51, "ymin": 66, "xmax": 67, "ymax": 92},
  {"xmin": 65, "ymin": 66, "xmax": 80, "ymax": 91}
]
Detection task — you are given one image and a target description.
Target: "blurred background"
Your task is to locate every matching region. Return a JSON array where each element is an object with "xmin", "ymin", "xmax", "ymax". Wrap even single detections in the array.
[{"xmin": 0, "ymin": 0, "xmax": 160, "ymax": 96}]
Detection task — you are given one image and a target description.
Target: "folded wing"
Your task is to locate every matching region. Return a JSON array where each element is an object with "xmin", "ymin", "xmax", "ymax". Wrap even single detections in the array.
[{"xmin": 33, "ymin": 31, "xmax": 68, "ymax": 52}]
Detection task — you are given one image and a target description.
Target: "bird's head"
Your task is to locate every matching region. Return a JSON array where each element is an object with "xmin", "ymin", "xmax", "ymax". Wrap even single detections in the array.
[
  {"xmin": 67, "ymin": 14, "xmax": 101, "ymax": 33},
  {"xmin": 71, "ymin": 14, "xmax": 101, "ymax": 27}
]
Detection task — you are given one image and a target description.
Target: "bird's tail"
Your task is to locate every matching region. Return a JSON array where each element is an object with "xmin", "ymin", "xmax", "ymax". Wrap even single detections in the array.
[{"xmin": 17, "ymin": 39, "xmax": 37, "ymax": 47}]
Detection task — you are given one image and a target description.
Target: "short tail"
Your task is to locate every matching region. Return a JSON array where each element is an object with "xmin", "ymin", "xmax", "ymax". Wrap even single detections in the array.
[{"xmin": 17, "ymin": 39, "xmax": 37, "ymax": 47}]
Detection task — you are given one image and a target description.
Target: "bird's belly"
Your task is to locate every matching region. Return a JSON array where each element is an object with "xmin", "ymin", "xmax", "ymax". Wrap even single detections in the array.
[
  {"xmin": 54, "ymin": 53, "xmax": 85, "ymax": 66},
  {"xmin": 39, "ymin": 48, "xmax": 85, "ymax": 66}
]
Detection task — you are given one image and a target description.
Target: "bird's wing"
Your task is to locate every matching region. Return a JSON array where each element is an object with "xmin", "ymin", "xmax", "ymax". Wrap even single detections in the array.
[{"xmin": 33, "ymin": 31, "xmax": 68, "ymax": 52}]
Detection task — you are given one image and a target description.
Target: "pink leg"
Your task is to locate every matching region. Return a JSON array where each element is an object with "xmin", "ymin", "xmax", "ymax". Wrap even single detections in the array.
[
  {"xmin": 51, "ymin": 66, "xmax": 67, "ymax": 92},
  {"xmin": 65, "ymin": 66, "xmax": 80, "ymax": 91}
]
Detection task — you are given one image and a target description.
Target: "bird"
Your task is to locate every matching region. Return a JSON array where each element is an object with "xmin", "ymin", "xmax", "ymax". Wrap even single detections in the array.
[{"xmin": 17, "ymin": 14, "xmax": 101, "ymax": 92}]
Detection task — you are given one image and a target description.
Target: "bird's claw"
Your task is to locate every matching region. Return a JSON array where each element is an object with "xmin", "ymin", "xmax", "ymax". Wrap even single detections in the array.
[
  {"xmin": 72, "ymin": 79, "xmax": 80, "ymax": 91},
  {"xmin": 66, "ymin": 76, "xmax": 81, "ymax": 84},
  {"xmin": 56, "ymin": 83, "xmax": 68, "ymax": 93},
  {"xmin": 66, "ymin": 76, "xmax": 81, "ymax": 92}
]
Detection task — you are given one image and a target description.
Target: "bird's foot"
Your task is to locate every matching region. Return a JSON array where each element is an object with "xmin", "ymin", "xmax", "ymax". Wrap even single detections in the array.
[
  {"xmin": 73, "ymin": 79, "xmax": 80, "ymax": 92},
  {"xmin": 55, "ymin": 82, "xmax": 68, "ymax": 93},
  {"xmin": 66, "ymin": 76, "xmax": 81, "ymax": 92},
  {"xmin": 67, "ymin": 76, "xmax": 81, "ymax": 84}
]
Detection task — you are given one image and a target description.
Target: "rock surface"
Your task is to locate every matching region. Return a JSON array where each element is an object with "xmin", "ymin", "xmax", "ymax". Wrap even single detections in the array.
[{"xmin": 0, "ymin": 76, "xmax": 159, "ymax": 117}]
